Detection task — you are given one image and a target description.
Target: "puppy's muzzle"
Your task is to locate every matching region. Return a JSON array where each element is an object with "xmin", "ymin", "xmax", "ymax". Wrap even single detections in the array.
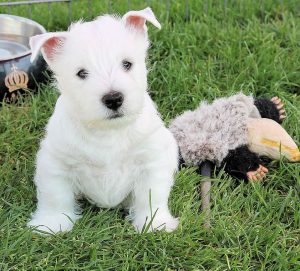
[{"xmin": 102, "ymin": 91, "xmax": 124, "ymax": 111}]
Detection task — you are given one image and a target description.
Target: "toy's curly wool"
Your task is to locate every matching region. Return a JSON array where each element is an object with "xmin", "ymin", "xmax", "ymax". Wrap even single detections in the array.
[{"xmin": 169, "ymin": 93, "xmax": 261, "ymax": 166}]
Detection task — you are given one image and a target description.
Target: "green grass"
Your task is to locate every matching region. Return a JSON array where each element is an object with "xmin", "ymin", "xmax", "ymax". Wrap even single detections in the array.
[{"xmin": 1, "ymin": 0, "xmax": 300, "ymax": 270}]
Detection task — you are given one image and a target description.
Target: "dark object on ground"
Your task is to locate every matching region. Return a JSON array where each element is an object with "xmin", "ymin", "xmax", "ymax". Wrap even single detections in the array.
[{"xmin": 0, "ymin": 14, "xmax": 48, "ymax": 103}]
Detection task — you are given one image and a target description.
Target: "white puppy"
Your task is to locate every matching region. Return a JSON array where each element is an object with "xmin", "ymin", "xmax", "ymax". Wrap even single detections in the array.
[{"xmin": 28, "ymin": 7, "xmax": 179, "ymax": 234}]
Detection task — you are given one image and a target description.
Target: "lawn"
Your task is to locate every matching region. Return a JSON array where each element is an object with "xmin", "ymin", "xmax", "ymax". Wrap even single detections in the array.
[{"xmin": 1, "ymin": 0, "xmax": 300, "ymax": 270}]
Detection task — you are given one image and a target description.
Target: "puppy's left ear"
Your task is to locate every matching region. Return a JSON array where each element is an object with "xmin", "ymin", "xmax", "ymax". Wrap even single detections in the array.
[{"xmin": 122, "ymin": 7, "xmax": 161, "ymax": 33}]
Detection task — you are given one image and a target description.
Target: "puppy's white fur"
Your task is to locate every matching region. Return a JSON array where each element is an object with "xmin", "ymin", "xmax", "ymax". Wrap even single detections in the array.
[{"xmin": 28, "ymin": 8, "xmax": 179, "ymax": 234}]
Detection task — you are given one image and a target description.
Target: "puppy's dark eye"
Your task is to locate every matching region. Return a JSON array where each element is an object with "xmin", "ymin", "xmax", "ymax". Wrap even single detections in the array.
[
  {"xmin": 76, "ymin": 69, "xmax": 88, "ymax": 79},
  {"xmin": 122, "ymin": 60, "xmax": 132, "ymax": 71}
]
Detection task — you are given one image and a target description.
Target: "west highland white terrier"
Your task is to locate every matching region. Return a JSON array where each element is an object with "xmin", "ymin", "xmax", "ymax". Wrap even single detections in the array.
[{"xmin": 28, "ymin": 7, "xmax": 179, "ymax": 234}]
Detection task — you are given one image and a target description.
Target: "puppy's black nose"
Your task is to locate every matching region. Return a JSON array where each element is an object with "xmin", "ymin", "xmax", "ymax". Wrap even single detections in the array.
[{"xmin": 102, "ymin": 91, "xmax": 124, "ymax": 111}]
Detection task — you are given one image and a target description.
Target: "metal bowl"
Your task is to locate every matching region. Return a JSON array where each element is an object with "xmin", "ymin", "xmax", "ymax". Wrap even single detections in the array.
[{"xmin": 0, "ymin": 14, "xmax": 48, "ymax": 103}]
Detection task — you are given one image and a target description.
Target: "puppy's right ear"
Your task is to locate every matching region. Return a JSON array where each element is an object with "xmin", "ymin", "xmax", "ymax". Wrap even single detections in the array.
[{"xmin": 30, "ymin": 32, "xmax": 68, "ymax": 64}]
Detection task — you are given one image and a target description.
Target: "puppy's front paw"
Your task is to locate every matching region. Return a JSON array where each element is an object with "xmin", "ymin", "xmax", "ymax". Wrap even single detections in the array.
[
  {"xmin": 27, "ymin": 212, "xmax": 79, "ymax": 234},
  {"xmin": 158, "ymin": 216, "xmax": 179, "ymax": 232},
  {"xmin": 133, "ymin": 211, "xmax": 179, "ymax": 233}
]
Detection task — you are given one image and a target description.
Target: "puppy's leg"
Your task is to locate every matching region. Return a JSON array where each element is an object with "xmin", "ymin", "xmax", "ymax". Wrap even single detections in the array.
[
  {"xmin": 130, "ymin": 132, "xmax": 179, "ymax": 232},
  {"xmin": 131, "ymin": 170, "xmax": 179, "ymax": 232},
  {"xmin": 28, "ymin": 152, "xmax": 79, "ymax": 234}
]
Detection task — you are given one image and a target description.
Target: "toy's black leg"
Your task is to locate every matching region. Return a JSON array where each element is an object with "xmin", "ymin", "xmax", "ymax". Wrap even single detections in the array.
[
  {"xmin": 198, "ymin": 161, "xmax": 213, "ymax": 177},
  {"xmin": 222, "ymin": 145, "xmax": 262, "ymax": 181},
  {"xmin": 254, "ymin": 97, "xmax": 285, "ymax": 124}
]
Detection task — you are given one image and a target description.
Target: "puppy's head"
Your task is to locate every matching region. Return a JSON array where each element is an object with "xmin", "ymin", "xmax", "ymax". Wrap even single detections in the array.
[{"xmin": 30, "ymin": 7, "xmax": 161, "ymax": 127}]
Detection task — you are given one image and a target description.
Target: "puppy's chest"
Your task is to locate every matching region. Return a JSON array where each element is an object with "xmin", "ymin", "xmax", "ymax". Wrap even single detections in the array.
[{"xmin": 67, "ymin": 134, "xmax": 144, "ymax": 207}]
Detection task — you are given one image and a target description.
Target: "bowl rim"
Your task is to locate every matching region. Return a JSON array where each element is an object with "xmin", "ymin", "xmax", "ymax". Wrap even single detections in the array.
[{"xmin": 0, "ymin": 14, "xmax": 46, "ymax": 62}]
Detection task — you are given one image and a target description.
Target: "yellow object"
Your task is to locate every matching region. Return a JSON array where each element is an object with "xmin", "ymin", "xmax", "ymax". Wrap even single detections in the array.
[
  {"xmin": 247, "ymin": 118, "xmax": 300, "ymax": 162},
  {"xmin": 5, "ymin": 64, "xmax": 29, "ymax": 93}
]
